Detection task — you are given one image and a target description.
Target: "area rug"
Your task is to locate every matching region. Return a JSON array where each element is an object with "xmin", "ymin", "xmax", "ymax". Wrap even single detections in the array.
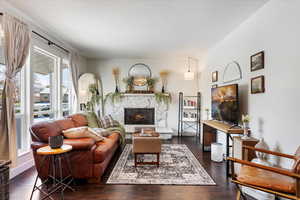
[{"xmin": 106, "ymin": 144, "xmax": 216, "ymax": 185}]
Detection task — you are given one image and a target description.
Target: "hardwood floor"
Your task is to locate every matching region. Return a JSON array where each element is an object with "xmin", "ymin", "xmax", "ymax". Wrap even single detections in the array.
[{"xmin": 10, "ymin": 137, "xmax": 240, "ymax": 200}]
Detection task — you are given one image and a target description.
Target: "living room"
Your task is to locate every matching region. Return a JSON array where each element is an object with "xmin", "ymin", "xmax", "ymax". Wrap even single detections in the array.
[{"xmin": 0, "ymin": 0, "xmax": 299, "ymax": 200}]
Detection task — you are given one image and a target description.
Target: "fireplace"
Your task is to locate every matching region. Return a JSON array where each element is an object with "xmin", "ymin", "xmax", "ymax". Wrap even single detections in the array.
[{"xmin": 124, "ymin": 108, "xmax": 155, "ymax": 125}]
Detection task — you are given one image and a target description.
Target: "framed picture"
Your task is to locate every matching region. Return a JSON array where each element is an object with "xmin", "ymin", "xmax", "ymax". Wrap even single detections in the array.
[
  {"xmin": 251, "ymin": 51, "xmax": 264, "ymax": 71},
  {"xmin": 251, "ymin": 75, "xmax": 265, "ymax": 94},
  {"xmin": 212, "ymin": 84, "xmax": 218, "ymax": 88},
  {"xmin": 212, "ymin": 71, "xmax": 218, "ymax": 82}
]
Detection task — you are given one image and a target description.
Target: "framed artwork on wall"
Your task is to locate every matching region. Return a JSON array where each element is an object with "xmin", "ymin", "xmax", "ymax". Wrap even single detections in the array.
[
  {"xmin": 250, "ymin": 51, "xmax": 264, "ymax": 71},
  {"xmin": 251, "ymin": 75, "xmax": 265, "ymax": 94},
  {"xmin": 212, "ymin": 71, "xmax": 218, "ymax": 82}
]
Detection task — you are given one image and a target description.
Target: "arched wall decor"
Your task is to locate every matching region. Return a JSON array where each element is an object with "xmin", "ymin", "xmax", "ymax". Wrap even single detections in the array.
[{"xmin": 222, "ymin": 61, "xmax": 242, "ymax": 83}]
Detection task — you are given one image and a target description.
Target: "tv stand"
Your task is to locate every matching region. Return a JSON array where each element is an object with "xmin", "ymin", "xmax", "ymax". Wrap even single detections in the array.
[{"xmin": 201, "ymin": 120, "xmax": 244, "ymax": 178}]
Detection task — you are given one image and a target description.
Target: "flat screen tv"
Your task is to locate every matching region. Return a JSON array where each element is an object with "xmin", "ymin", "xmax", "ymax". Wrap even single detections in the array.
[{"xmin": 211, "ymin": 84, "xmax": 239, "ymax": 125}]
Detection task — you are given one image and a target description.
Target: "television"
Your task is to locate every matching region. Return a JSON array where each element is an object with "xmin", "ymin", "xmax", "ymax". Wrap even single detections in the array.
[{"xmin": 211, "ymin": 84, "xmax": 239, "ymax": 125}]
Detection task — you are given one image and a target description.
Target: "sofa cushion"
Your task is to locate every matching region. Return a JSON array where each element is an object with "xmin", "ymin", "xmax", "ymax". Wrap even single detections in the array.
[
  {"xmin": 98, "ymin": 115, "xmax": 119, "ymax": 129},
  {"xmin": 55, "ymin": 118, "xmax": 75, "ymax": 130},
  {"xmin": 63, "ymin": 127, "xmax": 105, "ymax": 142},
  {"xmin": 31, "ymin": 121, "xmax": 62, "ymax": 142},
  {"xmin": 68, "ymin": 113, "xmax": 88, "ymax": 127},
  {"xmin": 93, "ymin": 132, "xmax": 120, "ymax": 163},
  {"xmin": 64, "ymin": 138, "xmax": 95, "ymax": 150},
  {"xmin": 237, "ymin": 165, "xmax": 295, "ymax": 194}
]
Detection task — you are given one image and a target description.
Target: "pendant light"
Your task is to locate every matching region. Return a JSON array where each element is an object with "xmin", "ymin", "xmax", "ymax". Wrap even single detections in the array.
[{"xmin": 184, "ymin": 57, "xmax": 194, "ymax": 80}]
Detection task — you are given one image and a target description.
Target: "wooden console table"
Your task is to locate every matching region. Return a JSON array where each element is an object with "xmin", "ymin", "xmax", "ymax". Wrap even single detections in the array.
[{"xmin": 202, "ymin": 120, "xmax": 244, "ymax": 177}]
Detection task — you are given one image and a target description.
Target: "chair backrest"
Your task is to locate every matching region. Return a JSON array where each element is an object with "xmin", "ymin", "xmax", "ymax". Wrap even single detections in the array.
[{"xmin": 292, "ymin": 146, "xmax": 300, "ymax": 173}]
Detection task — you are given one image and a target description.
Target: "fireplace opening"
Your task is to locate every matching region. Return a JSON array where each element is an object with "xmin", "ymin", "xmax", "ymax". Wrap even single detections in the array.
[{"xmin": 124, "ymin": 108, "xmax": 155, "ymax": 125}]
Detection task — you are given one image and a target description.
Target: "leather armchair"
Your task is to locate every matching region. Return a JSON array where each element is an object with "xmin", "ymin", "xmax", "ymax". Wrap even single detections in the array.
[
  {"xmin": 228, "ymin": 145, "xmax": 300, "ymax": 200},
  {"xmin": 30, "ymin": 113, "xmax": 120, "ymax": 182}
]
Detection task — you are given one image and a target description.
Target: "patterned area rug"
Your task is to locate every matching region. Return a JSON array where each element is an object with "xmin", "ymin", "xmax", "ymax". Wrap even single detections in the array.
[{"xmin": 107, "ymin": 144, "xmax": 216, "ymax": 185}]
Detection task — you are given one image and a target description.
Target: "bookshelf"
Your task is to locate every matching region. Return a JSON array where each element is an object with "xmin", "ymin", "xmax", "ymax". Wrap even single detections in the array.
[{"xmin": 178, "ymin": 92, "xmax": 201, "ymax": 137}]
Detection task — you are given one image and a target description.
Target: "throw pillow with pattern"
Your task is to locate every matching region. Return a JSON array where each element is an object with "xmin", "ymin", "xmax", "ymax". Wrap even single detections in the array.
[{"xmin": 98, "ymin": 115, "xmax": 119, "ymax": 129}]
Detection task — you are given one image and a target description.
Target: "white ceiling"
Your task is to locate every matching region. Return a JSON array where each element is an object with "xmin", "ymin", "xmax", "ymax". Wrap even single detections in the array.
[{"xmin": 8, "ymin": 0, "xmax": 269, "ymax": 59}]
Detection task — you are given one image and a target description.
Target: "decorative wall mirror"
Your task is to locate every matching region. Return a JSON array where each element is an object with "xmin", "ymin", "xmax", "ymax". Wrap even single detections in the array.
[
  {"xmin": 128, "ymin": 63, "xmax": 152, "ymax": 86},
  {"xmin": 223, "ymin": 61, "xmax": 242, "ymax": 83}
]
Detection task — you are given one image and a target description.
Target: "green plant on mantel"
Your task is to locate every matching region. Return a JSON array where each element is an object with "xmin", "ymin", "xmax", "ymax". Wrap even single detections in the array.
[
  {"xmin": 86, "ymin": 83, "xmax": 102, "ymax": 112},
  {"xmin": 104, "ymin": 92, "xmax": 123, "ymax": 105},
  {"xmin": 155, "ymin": 92, "xmax": 172, "ymax": 106},
  {"xmin": 123, "ymin": 76, "xmax": 134, "ymax": 92}
]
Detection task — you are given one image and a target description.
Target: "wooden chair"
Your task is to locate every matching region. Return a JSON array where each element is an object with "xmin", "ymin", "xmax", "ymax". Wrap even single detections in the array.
[{"xmin": 228, "ymin": 145, "xmax": 300, "ymax": 200}]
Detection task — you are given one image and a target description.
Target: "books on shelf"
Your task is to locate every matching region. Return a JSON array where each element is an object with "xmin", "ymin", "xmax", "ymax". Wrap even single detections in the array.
[{"xmin": 183, "ymin": 99, "xmax": 197, "ymax": 107}]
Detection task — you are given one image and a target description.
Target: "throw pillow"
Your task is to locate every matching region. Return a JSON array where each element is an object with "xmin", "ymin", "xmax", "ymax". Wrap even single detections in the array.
[
  {"xmin": 84, "ymin": 112, "xmax": 100, "ymax": 128},
  {"xmin": 98, "ymin": 115, "xmax": 119, "ymax": 129},
  {"xmin": 62, "ymin": 126, "xmax": 105, "ymax": 142}
]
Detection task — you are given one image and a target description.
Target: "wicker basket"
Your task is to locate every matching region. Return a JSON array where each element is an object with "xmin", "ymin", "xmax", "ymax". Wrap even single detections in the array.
[{"xmin": 0, "ymin": 161, "xmax": 11, "ymax": 200}]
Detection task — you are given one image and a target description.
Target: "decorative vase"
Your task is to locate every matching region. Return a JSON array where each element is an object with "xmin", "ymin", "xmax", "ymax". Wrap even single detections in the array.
[
  {"xmin": 148, "ymin": 85, "xmax": 154, "ymax": 93},
  {"xmin": 115, "ymin": 86, "xmax": 119, "ymax": 93},
  {"xmin": 241, "ymin": 122, "xmax": 250, "ymax": 139},
  {"xmin": 254, "ymin": 138, "xmax": 271, "ymax": 166},
  {"xmin": 161, "ymin": 85, "xmax": 165, "ymax": 93},
  {"xmin": 49, "ymin": 135, "xmax": 63, "ymax": 149}
]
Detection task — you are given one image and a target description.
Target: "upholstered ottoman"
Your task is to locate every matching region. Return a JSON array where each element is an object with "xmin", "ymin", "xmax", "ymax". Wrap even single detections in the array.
[{"xmin": 132, "ymin": 132, "xmax": 161, "ymax": 167}]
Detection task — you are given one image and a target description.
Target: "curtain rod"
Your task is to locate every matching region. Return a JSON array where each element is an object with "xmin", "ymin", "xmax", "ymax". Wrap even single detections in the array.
[{"xmin": 0, "ymin": 12, "xmax": 70, "ymax": 53}]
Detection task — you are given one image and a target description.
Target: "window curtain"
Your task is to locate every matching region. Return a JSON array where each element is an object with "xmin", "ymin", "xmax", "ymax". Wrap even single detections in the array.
[
  {"xmin": 0, "ymin": 14, "xmax": 31, "ymax": 166},
  {"xmin": 69, "ymin": 52, "xmax": 80, "ymax": 112}
]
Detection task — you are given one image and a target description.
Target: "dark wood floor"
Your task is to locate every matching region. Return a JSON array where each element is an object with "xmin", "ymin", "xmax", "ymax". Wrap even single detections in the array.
[{"xmin": 10, "ymin": 137, "xmax": 240, "ymax": 200}]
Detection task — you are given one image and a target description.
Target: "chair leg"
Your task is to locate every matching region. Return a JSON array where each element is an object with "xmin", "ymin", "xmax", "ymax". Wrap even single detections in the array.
[
  {"xmin": 235, "ymin": 184, "xmax": 247, "ymax": 200},
  {"xmin": 236, "ymin": 190, "xmax": 241, "ymax": 200}
]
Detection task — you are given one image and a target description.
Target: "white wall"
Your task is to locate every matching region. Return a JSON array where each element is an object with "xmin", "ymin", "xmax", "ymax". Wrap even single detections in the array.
[
  {"xmin": 199, "ymin": 0, "xmax": 300, "ymax": 168},
  {"xmin": 87, "ymin": 58, "xmax": 200, "ymax": 131}
]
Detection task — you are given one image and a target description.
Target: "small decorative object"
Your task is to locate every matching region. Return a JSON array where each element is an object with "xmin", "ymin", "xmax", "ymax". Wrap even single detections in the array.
[
  {"xmin": 251, "ymin": 51, "xmax": 264, "ymax": 71},
  {"xmin": 146, "ymin": 77, "xmax": 157, "ymax": 92},
  {"xmin": 112, "ymin": 68, "xmax": 120, "ymax": 93},
  {"xmin": 184, "ymin": 57, "xmax": 195, "ymax": 80},
  {"xmin": 241, "ymin": 114, "xmax": 250, "ymax": 139},
  {"xmin": 123, "ymin": 76, "xmax": 134, "ymax": 92},
  {"xmin": 205, "ymin": 108, "xmax": 210, "ymax": 120},
  {"xmin": 159, "ymin": 70, "xmax": 169, "ymax": 93},
  {"xmin": 212, "ymin": 84, "xmax": 218, "ymax": 88},
  {"xmin": 212, "ymin": 71, "xmax": 218, "ymax": 82},
  {"xmin": 251, "ymin": 75, "xmax": 265, "ymax": 94},
  {"xmin": 49, "ymin": 135, "xmax": 64, "ymax": 149}
]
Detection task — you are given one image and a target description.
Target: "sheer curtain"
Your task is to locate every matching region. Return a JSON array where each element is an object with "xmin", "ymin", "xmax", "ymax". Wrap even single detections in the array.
[
  {"xmin": 69, "ymin": 52, "xmax": 80, "ymax": 112},
  {"xmin": 0, "ymin": 14, "xmax": 30, "ymax": 166}
]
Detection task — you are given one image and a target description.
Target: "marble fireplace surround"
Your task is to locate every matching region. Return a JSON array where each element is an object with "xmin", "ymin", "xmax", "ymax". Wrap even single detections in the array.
[{"xmin": 104, "ymin": 93, "xmax": 169, "ymax": 129}]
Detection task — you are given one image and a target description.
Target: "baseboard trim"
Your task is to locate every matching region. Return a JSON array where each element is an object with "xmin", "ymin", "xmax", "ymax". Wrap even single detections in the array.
[{"xmin": 10, "ymin": 158, "xmax": 34, "ymax": 179}]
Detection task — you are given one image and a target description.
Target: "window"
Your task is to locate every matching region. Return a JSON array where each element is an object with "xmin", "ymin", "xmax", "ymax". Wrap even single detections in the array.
[
  {"xmin": 32, "ymin": 47, "xmax": 57, "ymax": 122},
  {"xmin": 61, "ymin": 59, "xmax": 72, "ymax": 117}
]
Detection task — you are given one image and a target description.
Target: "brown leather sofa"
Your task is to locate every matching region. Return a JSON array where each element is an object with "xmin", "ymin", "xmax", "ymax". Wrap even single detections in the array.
[{"xmin": 30, "ymin": 113, "xmax": 120, "ymax": 183}]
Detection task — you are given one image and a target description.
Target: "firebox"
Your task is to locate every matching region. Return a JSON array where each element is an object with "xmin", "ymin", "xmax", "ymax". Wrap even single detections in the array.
[{"xmin": 124, "ymin": 108, "xmax": 155, "ymax": 125}]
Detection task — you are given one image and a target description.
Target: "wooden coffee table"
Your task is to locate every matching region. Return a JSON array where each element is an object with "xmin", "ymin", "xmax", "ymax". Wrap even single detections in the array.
[{"xmin": 132, "ymin": 131, "xmax": 161, "ymax": 167}]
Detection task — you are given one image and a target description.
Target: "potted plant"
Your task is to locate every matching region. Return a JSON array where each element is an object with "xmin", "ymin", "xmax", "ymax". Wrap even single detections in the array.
[
  {"xmin": 241, "ymin": 114, "xmax": 250, "ymax": 139},
  {"xmin": 86, "ymin": 83, "xmax": 102, "ymax": 112},
  {"xmin": 104, "ymin": 92, "xmax": 123, "ymax": 105},
  {"xmin": 123, "ymin": 76, "xmax": 134, "ymax": 92},
  {"xmin": 155, "ymin": 92, "xmax": 172, "ymax": 108},
  {"xmin": 146, "ymin": 77, "xmax": 157, "ymax": 92}
]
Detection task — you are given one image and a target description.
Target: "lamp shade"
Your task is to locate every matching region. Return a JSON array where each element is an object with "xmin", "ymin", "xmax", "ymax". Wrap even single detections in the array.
[{"xmin": 184, "ymin": 71, "xmax": 194, "ymax": 80}]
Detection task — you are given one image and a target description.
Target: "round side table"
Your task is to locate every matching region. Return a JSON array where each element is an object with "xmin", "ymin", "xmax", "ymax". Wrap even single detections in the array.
[{"xmin": 30, "ymin": 144, "xmax": 75, "ymax": 200}]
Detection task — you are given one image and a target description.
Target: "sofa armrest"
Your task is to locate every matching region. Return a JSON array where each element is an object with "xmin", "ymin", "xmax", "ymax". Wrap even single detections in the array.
[
  {"xmin": 31, "ymin": 141, "xmax": 48, "ymax": 151},
  {"xmin": 64, "ymin": 138, "xmax": 95, "ymax": 150}
]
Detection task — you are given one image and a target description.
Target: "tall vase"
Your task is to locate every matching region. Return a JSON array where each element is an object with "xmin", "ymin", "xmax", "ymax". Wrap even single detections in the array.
[
  {"xmin": 115, "ymin": 86, "xmax": 119, "ymax": 93},
  {"xmin": 161, "ymin": 85, "xmax": 165, "ymax": 93},
  {"xmin": 241, "ymin": 122, "xmax": 250, "ymax": 139}
]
